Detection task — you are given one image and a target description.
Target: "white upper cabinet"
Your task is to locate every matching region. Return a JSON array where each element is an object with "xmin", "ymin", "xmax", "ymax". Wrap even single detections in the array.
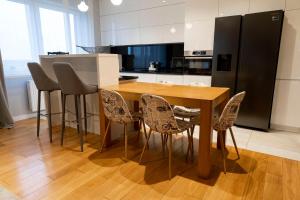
[
  {"xmin": 116, "ymin": 28, "xmax": 140, "ymax": 45},
  {"xmin": 286, "ymin": 0, "xmax": 300, "ymax": 10},
  {"xmin": 184, "ymin": 19, "xmax": 215, "ymax": 50},
  {"xmin": 101, "ymin": 31, "xmax": 117, "ymax": 46},
  {"xmin": 140, "ymin": 0, "xmax": 185, "ymax": 9},
  {"xmin": 139, "ymin": 4, "xmax": 185, "ymax": 27},
  {"xmin": 140, "ymin": 26, "xmax": 165, "ymax": 44},
  {"xmin": 100, "ymin": 0, "xmax": 142, "ymax": 15},
  {"xmin": 185, "ymin": 0, "xmax": 219, "ymax": 22},
  {"xmin": 249, "ymin": 0, "xmax": 285, "ymax": 13},
  {"xmin": 162, "ymin": 23, "xmax": 184, "ymax": 43},
  {"xmin": 219, "ymin": 0, "xmax": 250, "ymax": 16},
  {"xmin": 277, "ymin": 10, "xmax": 300, "ymax": 80}
]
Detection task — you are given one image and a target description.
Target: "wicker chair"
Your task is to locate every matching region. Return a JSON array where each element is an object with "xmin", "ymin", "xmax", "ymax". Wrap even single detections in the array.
[
  {"xmin": 99, "ymin": 89, "xmax": 146, "ymax": 159},
  {"xmin": 212, "ymin": 91, "xmax": 246, "ymax": 173},
  {"xmin": 139, "ymin": 94, "xmax": 194, "ymax": 179}
]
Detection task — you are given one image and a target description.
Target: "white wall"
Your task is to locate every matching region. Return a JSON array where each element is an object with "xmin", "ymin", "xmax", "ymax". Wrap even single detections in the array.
[{"xmin": 101, "ymin": 0, "xmax": 300, "ymax": 131}]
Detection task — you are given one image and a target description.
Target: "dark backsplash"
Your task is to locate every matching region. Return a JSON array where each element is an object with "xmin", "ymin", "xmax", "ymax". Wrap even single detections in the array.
[{"xmin": 110, "ymin": 43, "xmax": 184, "ymax": 72}]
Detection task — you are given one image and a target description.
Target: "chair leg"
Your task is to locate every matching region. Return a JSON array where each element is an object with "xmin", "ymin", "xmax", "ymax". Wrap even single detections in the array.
[
  {"xmin": 142, "ymin": 120, "xmax": 149, "ymax": 149},
  {"xmin": 219, "ymin": 132, "xmax": 227, "ymax": 174},
  {"xmin": 83, "ymin": 95, "xmax": 88, "ymax": 136},
  {"xmin": 161, "ymin": 133, "xmax": 165, "ymax": 155},
  {"xmin": 191, "ymin": 126, "xmax": 195, "ymax": 161},
  {"xmin": 136, "ymin": 120, "xmax": 141, "ymax": 141},
  {"xmin": 76, "ymin": 95, "xmax": 84, "ymax": 152},
  {"xmin": 74, "ymin": 95, "xmax": 80, "ymax": 134},
  {"xmin": 124, "ymin": 123, "xmax": 128, "ymax": 159},
  {"xmin": 61, "ymin": 93, "xmax": 66, "ymax": 146},
  {"xmin": 47, "ymin": 91, "xmax": 53, "ymax": 143},
  {"xmin": 168, "ymin": 134, "xmax": 173, "ymax": 180},
  {"xmin": 139, "ymin": 129, "xmax": 152, "ymax": 164},
  {"xmin": 37, "ymin": 90, "xmax": 41, "ymax": 137},
  {"xmin": 99, "ymin": 120, "xmax": 111, "ymax": 152},
  {"xmin": 186, "ymin": 129, "xmax": 191, "ymax": 162},
  {"xmin": 229, "ymin": 127, "xmax": 240, "ymax": 159}
]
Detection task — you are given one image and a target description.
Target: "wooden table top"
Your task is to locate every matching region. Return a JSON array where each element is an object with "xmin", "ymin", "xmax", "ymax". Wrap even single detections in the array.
[{"xmin": 102, "ymin": 82, "xmax": 230, "ymax": 105}]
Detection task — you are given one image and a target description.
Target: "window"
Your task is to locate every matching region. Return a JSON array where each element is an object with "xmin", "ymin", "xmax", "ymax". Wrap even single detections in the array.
[
  {"xmin": 0, "ymin": 0, "xmax": 32, "ymax": 76},
  {"xmin": 40, "ymin": 8, "xmax": 68, "ymax": 54},
  {"xmin": 0, "ymin": 0, "xmax": 94, "ymax": 77}
]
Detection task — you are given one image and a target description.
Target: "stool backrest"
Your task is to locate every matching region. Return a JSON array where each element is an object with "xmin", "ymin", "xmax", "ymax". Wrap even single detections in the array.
[
  {"xmin": 53, "ymin": 62, "xmax": 87, "ymax": 95},
  {"xmin": 27, "ymin": 62, "xmax": 59, "ymax": 91},
  {"xmin": 140, "ymin": 94, "xmax": 179, "ymax": 134},
  {"xmin": 100, "ymin": 89, "xmax": 133, "ymax": 123},
  {"xmin": 218, "ymin": 91, "xmax": 246, "ymax": 130}
]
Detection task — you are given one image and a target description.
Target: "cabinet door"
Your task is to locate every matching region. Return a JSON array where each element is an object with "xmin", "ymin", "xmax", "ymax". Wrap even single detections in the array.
[
  {"xmin": 249, "ymin": 0, "xmax": 285, "ymax": 13},
  {"xmin": 185, "ymin": 0, "xmax": 219, "ymax": 22},
  {"xmin": 184, "ymin": 19, "xmax": 215, "ymax": 51},
  {"xmin": 101, "ymin": 31, "xmax": 116, "ymax": 46},
  {"xmin": 116, "ymin": 29, "xmax": 140, "ymax": 45},
  {"xmin": 219, "ymin": 0, "xmax": 249, "ymax": 16},
  {"xmin": 156, "ymin": 75, "xmax": 184, "ymax": 85},
  {"xmin": 183, "ymin": 75, "xmax": 212, "ymax": 86}
]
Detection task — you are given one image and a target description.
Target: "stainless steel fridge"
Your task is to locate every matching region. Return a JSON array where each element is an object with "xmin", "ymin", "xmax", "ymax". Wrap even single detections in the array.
[{"xmin": 211, "ymin": 10, "xmax": 284, "ymax": 131}]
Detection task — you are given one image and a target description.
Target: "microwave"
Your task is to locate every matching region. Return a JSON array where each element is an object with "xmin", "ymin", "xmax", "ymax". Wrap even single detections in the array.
[{"xmin": 183, "ymin": 50, "xmax": 213, "ymax": 75}]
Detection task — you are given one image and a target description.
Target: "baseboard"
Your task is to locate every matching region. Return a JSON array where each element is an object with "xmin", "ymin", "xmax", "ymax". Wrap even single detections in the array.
[
  {"xmin": 13, "ymin": 113, "xmax": 36, "ymax": 121},
  {"xmin": 270, "ymin": 123, "xmax": 300, "ymax": 133}
]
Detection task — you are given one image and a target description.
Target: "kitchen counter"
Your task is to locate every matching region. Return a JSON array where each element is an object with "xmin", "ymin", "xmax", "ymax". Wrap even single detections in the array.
[
  {"xmin": 119, "ymin": 75, "xmax": 138, "ymax": 81},
  {"xmin": 120, "ymin": 69, "xmax": 212, "ymax": 76}
]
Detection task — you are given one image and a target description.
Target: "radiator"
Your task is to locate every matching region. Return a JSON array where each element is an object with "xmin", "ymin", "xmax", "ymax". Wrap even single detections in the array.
[{"xmin": 27, "ymin": 80, "xmax": 46, "ymax": 112}]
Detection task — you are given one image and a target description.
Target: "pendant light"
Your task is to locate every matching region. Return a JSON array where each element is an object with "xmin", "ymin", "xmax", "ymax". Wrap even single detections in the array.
[
  {"xmin": 78, "ymin": 0, "xmax": 89, "ymax": 12},
  {"xmin": 111, "ymin": 0, "xmax": 123, "ymax": 6}
]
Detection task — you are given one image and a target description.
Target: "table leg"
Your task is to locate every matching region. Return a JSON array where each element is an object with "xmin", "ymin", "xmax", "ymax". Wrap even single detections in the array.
[
  {"xmin": 198, "ymin": 101, "xmax": 213, "ymax": 178},
  {"xmin": 217, "ymin": 96, "xmax": 229, "ymax": 149},
  {"xmin": 99, "ymin": 90, "xmax": 111, "ymax": 147}
]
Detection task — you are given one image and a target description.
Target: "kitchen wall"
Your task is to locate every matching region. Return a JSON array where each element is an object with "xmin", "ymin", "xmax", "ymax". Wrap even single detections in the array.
[{"xmin": 100, "ymin": 0, "xmax": 300, "ymax": 131}]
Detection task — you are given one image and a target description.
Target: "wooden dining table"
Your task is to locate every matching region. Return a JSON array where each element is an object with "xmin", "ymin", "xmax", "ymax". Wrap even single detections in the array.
[{"xmin": 99, "ymin": 82, "xmax": 230, "ymax": 179}]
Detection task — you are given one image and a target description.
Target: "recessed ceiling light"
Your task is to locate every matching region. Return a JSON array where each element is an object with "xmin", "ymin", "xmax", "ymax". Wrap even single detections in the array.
[
  {"xmin": 185, "ymin": 23, "xmax": 193, "ymax": 29},
  {"xmin": 170, "ymin": 27, "xmax": 176, "ymax": 34},
  {"xmin": 162, "ymin": 0, "xmax": 167, "ymax": 3},
  {"xmin": 111, "ymin": 0, "xmax": 123, "ymax": 6}
]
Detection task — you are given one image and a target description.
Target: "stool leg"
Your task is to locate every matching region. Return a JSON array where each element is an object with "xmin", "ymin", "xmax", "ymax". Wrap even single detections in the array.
[
  {"xmin": 37, "ymin": 90, "xmax": 41, "ymax": 137},
  {"xmin": 83, "ymin": 95, "xmax": 88, "ymax": 135},
  {"xmin": 47, "ymin": 91, "xmax": 53, "ymax": 143},
  {"xmin": 76, "ymin": 95, "xmax": 84, "ymax": 152},
  {"xmin": 61, "ymin": 93, "xmax": 66, "ymax": 146},
  {"xmin": 74, "ymin": 95, "xmax": 80, "ymax": 134}
]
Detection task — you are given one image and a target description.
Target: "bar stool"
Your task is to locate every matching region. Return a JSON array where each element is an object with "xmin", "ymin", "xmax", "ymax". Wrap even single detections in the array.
[
  {"xmin": 53, "ymin": 62, "xmax": 98, "ymax": 152},
  {"xmin": 27, "ymin": 62, "xmax": 61, "ymax": 143}
]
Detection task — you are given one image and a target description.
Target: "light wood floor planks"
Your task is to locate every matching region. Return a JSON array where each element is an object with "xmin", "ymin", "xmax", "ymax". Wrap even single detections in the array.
[{"xmin": 0, "ymin": 119, "xmax": 300, "ymax": 200}]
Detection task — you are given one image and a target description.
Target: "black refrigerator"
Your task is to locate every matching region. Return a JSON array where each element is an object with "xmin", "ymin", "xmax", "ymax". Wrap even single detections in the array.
[{"xmin": 212, "ymin": 10, "xmax": 284, "ymax": 131}]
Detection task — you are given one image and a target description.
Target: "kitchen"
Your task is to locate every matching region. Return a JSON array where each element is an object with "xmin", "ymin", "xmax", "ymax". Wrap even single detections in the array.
[{"xmin": 0, "ymin": 0, "xmax": 299, "ymax": 199}]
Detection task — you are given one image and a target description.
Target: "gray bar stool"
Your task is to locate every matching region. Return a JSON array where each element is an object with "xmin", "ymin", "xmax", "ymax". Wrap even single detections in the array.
[
  {"xmin": 27, "ymin": 62, "xmax": 61, "ymax": 143},
  {"xmin": 53, "ymin": 62, "xmax": 98, "ymax": 152}
]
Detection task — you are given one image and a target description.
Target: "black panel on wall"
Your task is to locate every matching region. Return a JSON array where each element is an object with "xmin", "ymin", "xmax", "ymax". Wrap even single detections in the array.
[
  {"xmin": 211, "ymin": 15, "xmax": 242, "ymax": 97},
  {"xmin": 110, "ymin": 43, "xmax": 184, "ymax": 72}
]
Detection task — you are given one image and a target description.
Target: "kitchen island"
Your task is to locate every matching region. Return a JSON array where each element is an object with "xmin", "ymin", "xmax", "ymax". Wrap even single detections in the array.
[{"xmin": 39, "ymin": 53, "xmax": 136, "ymax": 136}]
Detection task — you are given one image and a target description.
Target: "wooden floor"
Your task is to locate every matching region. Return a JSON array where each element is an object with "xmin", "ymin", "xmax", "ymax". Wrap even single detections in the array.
[{"xmin": 0, "ymin": 119, "xmax": 300, "ymax": 200}]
